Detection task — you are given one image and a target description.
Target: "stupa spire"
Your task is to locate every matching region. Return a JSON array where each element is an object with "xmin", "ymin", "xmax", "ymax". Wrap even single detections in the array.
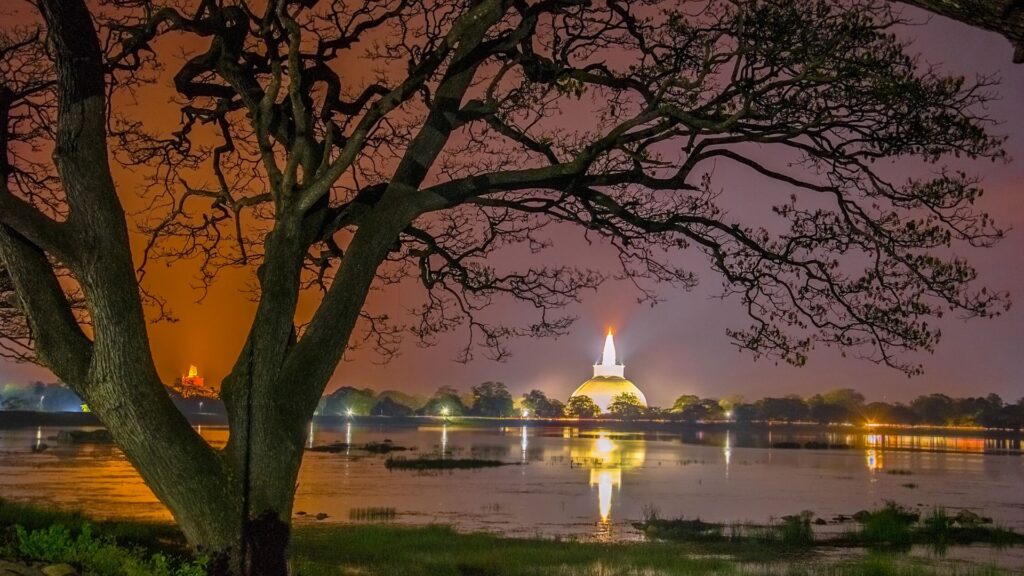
[
  {"xmin": 601, "ymin": 330, "xmax": 617, "ymax": 366},
  {"xmin": 593, "ymin": 329, "xmax": 624, "ymax": 378}
]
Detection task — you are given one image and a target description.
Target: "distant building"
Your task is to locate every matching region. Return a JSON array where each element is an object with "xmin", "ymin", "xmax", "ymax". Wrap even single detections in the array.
[
  {"xmin": 170, "ymin": 365, "xmax": 217, "ymax": 400},
  {"xmin": 180, "ymin": 365, "xmax": 205, "ymax": 389},
  {"xmin": 570, "ymin": 330, "xmax": 648, "ymax": 412}
]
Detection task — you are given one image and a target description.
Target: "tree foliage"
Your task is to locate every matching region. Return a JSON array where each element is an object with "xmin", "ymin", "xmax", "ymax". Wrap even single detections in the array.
[
  {"xmin": 520, "ymin": 389, "xmax": 565, "ymax": 418},
  {"xmin": 470, "ymin": 381, "xmax": 514, "ymax": 417},
  {"xmin": 607, "ymin": 391, "xmax": 644, "ymax": 420},
  {"xmin": 565, "ymin": 395, "xmax": 600, "ymax": 418}
]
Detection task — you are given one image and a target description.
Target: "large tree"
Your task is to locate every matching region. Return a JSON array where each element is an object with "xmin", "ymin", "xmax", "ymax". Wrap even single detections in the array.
[{"xmin": 0, "ymin": 0, "xmax": 1010, "ymax": 573}]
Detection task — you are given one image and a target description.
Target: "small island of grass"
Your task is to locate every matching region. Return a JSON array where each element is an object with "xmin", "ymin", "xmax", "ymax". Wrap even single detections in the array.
[{"xmin": 383, "ymin": 457, "xmax": 511, "ymax": 470}]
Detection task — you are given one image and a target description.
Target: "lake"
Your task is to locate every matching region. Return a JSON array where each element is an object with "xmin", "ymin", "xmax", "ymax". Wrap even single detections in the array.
[{"xmin": 1, "ymin": 420, "xmax": 1022, "ymax": 545}]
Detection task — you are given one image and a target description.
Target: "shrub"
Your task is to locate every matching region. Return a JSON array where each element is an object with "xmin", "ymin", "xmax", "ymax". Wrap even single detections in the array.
[{"xmin": 9, "ymin": 522, "xmax": 206, "ymax": 576}]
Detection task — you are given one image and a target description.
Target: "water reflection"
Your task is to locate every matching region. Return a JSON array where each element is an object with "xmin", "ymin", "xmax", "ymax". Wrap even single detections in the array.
[
  {"xmin": 866, "ymin": 448, "xmax": 883, "ymax": 472},
  {"xmin": 3, "ymin": 423, "xmax": 1022, "ymax": 543},
  {"xmin": 723, "ymin": 430, "xmax": 731, "ymax": 476},
  {"xmin": 569, "ymin": 432, "xmax": 647, "ymax": 528},
  {"xmin": 864, "ymin": 433, "xmax": 1016, "ymax": 454},
  {"xmin": 590, "ymin": 468, "xmax": 620, "ymax": 522},
  {"xmin": 520, "ymin": 426, "xmax": 528, "ymax": 463}
]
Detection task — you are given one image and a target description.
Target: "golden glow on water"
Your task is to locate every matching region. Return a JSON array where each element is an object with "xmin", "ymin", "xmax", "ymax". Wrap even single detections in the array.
[
  {"xmin": 568, "ymin": 433, "xmax": 647, "ymax": 526},
  {"xmin": 723, "ymin": 430, "xmax": 731, "ymax": 475},
  {"xmin": 589, "ymin": 468, "xmax": 621, "ymax": 522},
  {"xmin": 863, "ymin": 434, "xmax": 1011, "ymax": 453}
]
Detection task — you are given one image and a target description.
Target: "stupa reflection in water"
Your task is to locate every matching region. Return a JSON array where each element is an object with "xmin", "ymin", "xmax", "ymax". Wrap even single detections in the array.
[{"xmin": 569, "ymin": 432, "xmax": 646, "ymax": 525}]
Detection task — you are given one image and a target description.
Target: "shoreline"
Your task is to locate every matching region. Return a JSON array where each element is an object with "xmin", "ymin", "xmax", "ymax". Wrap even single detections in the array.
[{"xmin": 3, "ymin": 409, "xmax": 1022, "ymax": 440}]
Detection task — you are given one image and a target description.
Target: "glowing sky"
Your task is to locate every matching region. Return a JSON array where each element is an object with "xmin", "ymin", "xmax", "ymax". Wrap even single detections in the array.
[{"xmin": 2, "ymin": 5, "xmax": 1022, "ymax": 406}]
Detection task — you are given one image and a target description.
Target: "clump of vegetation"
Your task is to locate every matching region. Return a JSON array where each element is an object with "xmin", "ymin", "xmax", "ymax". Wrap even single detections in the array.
[
  {"xmin": 307, "ymin": 442, "xmax": 350, "ymax": 453},
  {"xmin": 1, "ymin": 523, "xmax": 206, "ymax": 576},
  {"xmin": 348, "ymin": 507, "xmax": 397, "ymax": 522},
  {"xmin": 634, "ymin": 517, "xmax": 725, "ymax": 542},
  {"xmin": 842, "ymin": 502, "xmax": 1023, "ymax": 550},
  {"xmin": 308, "ymin": 440, "xmax": 412, "ymax": 454},
  {"xmin": 886, "ymin": 469, "xmax": 914, "ymax": 476},
  {"xmin": 777, "ymin": 512, "xmax": 815, "ymax": 547},
  {"xmin": 362, "ymin": 440, "xmax": 410, "ymax": 454},
  {"xmin": 384, "ymin": 457, "xmax": 511, "ymax": 470},
  {"xmin": 851, "ymin": 502, "xmax": 919, "ymax": 547}
]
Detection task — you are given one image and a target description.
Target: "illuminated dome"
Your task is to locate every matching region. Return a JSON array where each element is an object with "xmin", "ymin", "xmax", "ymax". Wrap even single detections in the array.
[{"xmin": 570, "ymin": 331, "xmax": 648, "ymax": 412}]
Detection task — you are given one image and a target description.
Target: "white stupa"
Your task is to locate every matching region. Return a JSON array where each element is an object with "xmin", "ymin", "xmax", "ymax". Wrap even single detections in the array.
[{"xmin": 570, "ymin": 330, "xmax": 648, "ymax": 412}]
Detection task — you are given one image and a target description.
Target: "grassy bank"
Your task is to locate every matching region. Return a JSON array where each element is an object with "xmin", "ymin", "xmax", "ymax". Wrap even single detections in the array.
[
  {"xmin": 1, "ymin": 498, "xmax": 1018, "ymax": 576},
  {"xmin": 635, "ymin": 502, "xmax": 1023, "ymax": 551}
]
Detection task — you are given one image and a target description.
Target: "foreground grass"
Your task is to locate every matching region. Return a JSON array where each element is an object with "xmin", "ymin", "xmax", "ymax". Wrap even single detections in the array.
[
  {"xmin": 0, "ymin": 498, "xmax": 1017, "ymax": 576},
  {"xmin": 292, "ymin": 524, "xmax": 1013, "ymax": 576}
]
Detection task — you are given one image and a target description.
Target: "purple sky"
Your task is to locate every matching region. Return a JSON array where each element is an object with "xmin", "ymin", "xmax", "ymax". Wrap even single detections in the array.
[{"xmin": 1, "ymin": 6, "xmax": 1022, "ymax": 406}]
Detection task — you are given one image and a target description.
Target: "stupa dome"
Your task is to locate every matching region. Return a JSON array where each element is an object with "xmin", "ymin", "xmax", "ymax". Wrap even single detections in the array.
[
  {"xmin": 570, "ymin": 331, "xmax": 648, "ymax": 412},
  {"xmin": 571, "ymin": 377, "xmax": 647, "ymax": 413}
]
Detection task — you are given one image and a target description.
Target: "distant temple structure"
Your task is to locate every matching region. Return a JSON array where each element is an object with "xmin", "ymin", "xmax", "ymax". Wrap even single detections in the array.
[
  {"xmin": 570, "ymin": 330, "xmax": 648, "ymax": 412},
  {"xmin": 169, "ymin": 365, "xmax": 217, "ymax": 399},
  {"xmin": 180, "ymin": 365, "xmax": 205, "ymax": 389}
]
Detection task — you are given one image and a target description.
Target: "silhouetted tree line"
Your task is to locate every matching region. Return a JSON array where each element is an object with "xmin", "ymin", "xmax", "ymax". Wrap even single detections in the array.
[
  {"xmin": 668, "ymin": 389, "xmax": 1024, "ymax": 430},
  {"xmin": 318, "ymin": 385, "xmax": 1023, "ymax": 430},
  {"xmin": 0, "ymin": 382, "xmax": 82, "ymax": 412}
]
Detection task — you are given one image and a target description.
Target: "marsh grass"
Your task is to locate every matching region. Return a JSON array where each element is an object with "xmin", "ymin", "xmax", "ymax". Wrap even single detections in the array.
[
  {"xmin": 384, "ymin": 457, "xmax": 511, "ymax": 470},
  {"xmin": 348, "ymin": 507, "xmax": 397, "ymax": 522}
]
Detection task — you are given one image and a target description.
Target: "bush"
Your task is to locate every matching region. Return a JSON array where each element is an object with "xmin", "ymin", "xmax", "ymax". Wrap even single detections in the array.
[
  {"xmin": 7, "ymin": 522, "xmax": 206, "ymax": 576},
  {"xmin": 779, "ymin": 511, "xmax": 815, "ymax": 546},
  {"xmin": 855, "ymin": 502, "xmax": 919, "ymax": 547}
]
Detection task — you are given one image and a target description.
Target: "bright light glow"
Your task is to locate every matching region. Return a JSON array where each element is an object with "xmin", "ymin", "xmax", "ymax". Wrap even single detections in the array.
[
  {"xmin": 866, "ymin": 448, "xmax": 882, "ymax": 471},
  {"xmin": 595, "ymin": 435, "xmax": 615, "ymax": 457},
  {"xmin": 346, "ymin": 408, "xmax": 354, "ymax": 417},
  {"xmin": 522, "ymin": 408, "xmax": 530, "ymax": 418},
  {"xmin": 590, "ymin": 468, "xmax": 621, "ymax": 523},
  {"xmin": 601, "ymin": 331, "xmax": 617, "ymax": 366},
  {"xmin": 441, "ymin": 406, "xmax": 450, "ymax": 417}
]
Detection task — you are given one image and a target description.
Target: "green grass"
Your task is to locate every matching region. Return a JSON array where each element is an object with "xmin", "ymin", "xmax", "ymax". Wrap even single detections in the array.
[
  {"xmin": 1, "ymin": 498, "xmax": 1019, "ymax": 576},
  {"xmin": 0, "ymin": 499, "xmax": 202, "ymax": 576},
  {"xmin": 0, "ymin": 497, "xmax": 188, "ymax": 554},
  {"xmin": 291, "ymin": 524, "xmax": 1014, "ymax": 576}
]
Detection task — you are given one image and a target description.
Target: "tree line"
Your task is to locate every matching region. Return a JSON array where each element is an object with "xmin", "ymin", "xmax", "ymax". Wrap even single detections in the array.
[{"xmin": 316, "ymin": 384, "xmax": 1024, "ymax": 430}]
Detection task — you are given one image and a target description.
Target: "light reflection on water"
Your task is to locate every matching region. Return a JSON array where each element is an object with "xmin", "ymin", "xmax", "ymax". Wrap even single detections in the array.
[{"xmin": 0, "ymin": 423, "xmax": 1021, "ymax": 543}]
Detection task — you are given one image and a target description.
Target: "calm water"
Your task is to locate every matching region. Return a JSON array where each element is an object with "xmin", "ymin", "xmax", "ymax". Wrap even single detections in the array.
[{"xmin": 1, "ymin": 422, "xmax": 1022, "ymax": 544}]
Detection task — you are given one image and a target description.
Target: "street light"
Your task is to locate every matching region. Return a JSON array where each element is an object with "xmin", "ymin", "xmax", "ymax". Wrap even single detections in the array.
[
  {"xmin": 522, "ymin": 408, "xmax": 530, "ymax": 419},
  {"xmin": 346, "ymin": 408, "xmax": 354, "ymax": 418},
  {"xmin": 440, "ymin": 406, "xmax": 450, "ymax": 417}
]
